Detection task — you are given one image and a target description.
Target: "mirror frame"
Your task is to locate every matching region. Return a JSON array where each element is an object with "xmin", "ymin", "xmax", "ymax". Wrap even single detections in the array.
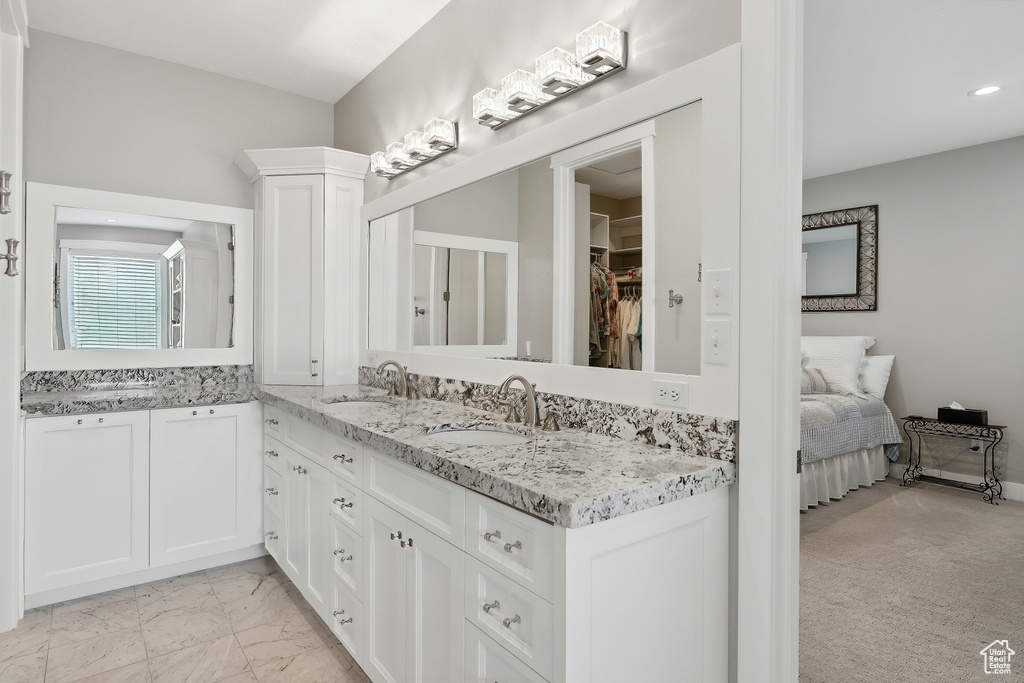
[
  {"xmin": 801, "ymin": 204, "xmax": 878, "ymax": 312},
  {"xmin": 25, "ymin": 182, "xmax": 254, "ymax": 371},
  {"xmin": 411, "ymin": 231, "xmax": 518, "ymax": 357},
  {"xmin": 358, "ymin": 45, "xmax": 741, "ymax": 419}
]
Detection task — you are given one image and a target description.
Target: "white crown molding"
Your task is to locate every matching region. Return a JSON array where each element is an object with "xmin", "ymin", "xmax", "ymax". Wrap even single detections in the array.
[{"xmin": 234, "ymin": 146, "xmax": 369, "ymax": 183}]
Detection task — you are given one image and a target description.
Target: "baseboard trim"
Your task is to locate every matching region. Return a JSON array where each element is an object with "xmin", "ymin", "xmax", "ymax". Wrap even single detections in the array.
[
  {"xmin": 888, "ymin": 465, "xmax": 1024, "ymax": 503},
  {"xmin": 25, "ymin": 544, "xmax": 268, "ymax": 610}
]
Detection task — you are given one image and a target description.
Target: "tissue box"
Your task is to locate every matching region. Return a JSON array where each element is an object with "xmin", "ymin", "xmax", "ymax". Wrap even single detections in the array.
[{"xmin": 937, "ymin": 407, "xmax": 988, "ymax": 426}]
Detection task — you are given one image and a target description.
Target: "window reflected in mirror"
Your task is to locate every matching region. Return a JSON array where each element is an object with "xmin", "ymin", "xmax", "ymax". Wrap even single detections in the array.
[{"xmin": 54, "ymin": 207, "xmax": 235, "ymax": 350}]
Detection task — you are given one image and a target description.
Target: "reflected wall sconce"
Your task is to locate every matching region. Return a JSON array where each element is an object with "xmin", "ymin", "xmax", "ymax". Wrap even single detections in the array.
[
  {"xmin": 473, "ymin": 21, "xmax": 627, "ymax": 130},
  {"xmin": 370, "ymin": 118, "xmax": 459, "ymax": 179}
]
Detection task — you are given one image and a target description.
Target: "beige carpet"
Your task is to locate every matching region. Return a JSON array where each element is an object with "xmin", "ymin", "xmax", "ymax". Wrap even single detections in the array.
[{"xmin": 800, "ymin": 477, "xmax": 1024, "ymax": 683}]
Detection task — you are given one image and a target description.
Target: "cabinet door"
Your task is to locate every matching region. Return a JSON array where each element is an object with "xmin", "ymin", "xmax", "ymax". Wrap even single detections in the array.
[
  {"xmin": 262, "ymin": 174, "xmax": 324, "ymax": 385},
  {"xmin": 281, "ymin": 446, "xmax": 308, "ymax": 585},
  {"xmin": 149, "ymin": 403, "xmax": 262, "ymax": 567},
  {"xmin": 25, "ymin": 412, "xmax": 149, "ymax": 594},
  {"xmin": 322, "ymin": 173, "xmax": 364, "ymax": 385},
  {"xmin": 364, "ymin": 497, "xmax": 408, "ymax": 683},
  {"xmin": 406, "ymin": 521, "xmax": 464, "ymax": 683},
  {"xmin": 304, "ymin": 459, "xmax": 332, "ymax": 619}
]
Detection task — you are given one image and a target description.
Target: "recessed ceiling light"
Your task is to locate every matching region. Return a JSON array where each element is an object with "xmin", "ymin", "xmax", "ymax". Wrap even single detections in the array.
[{"xmin": 969, "ymin": 86, "xmax": 1001, "ymax": 97}]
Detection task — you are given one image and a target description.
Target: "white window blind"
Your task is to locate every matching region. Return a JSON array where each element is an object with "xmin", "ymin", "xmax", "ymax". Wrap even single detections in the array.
[{"xmin": 66, "ymin": 251, "xmax": 163, "ymax": 349}]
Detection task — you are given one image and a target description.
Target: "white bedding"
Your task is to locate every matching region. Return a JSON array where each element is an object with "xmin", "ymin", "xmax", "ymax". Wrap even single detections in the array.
[{"xmin": 800, "ymin": 445, "xmax": 889, "ymax": 510}]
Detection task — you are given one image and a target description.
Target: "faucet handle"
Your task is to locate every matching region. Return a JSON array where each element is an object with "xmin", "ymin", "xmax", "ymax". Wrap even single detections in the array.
[
  {"xmin": 542, "ymin": 410, "xmax": 561, "ymax": 432},
  {"xmin": 504, "ymin": 401, "xmax": 522, "ymax": 424}
]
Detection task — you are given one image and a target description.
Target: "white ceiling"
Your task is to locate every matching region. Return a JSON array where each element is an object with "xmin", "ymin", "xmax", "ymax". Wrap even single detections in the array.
[
  {"xmin": 25, "ymin": 0, "xmax": 452, "ymax": 103},
  {"xmin": 56, "ymin": 207, "xmax": 198, "ymax": 232},
  {"xmin": 576, "ymin": 149, "xmax": 643, "ymax": 200},
  {"xmin": 804, "ymin": 0, "xmax": 1024, "ymax": 179}
]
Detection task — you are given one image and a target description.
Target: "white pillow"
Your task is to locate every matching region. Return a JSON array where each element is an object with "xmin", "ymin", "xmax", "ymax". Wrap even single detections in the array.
[
  {"xmin": 800, "ymin": 336, "xmax": 876, "ymax": 396},
  {"xmin": 861, "ymin": 355, "xmax": 894, "ymax": 399}
]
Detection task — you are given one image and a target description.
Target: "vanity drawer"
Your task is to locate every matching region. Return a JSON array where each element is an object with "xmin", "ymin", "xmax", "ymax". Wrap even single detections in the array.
[
  {"xmin": 263, "ymin": 404, "xmax": 285, "ymax": 438},
  {"xmin": 329, "ymin": 578, "xmax": 363, "ymax": 662},
  {"xmin": 263, "ymin": 508, "xmax": 283, "ymax": 561},
  {"xmin": 330, "ymin": 516, "xmax": 362, "ymax": 597},
  {"xmin": 465, "ymin": 557, "xmax": 553, "ymax": 680},
  {"xmin": 465, "ymin": 623, "xmax": 548, "ymax": 683},
  {"xmin": 326, "ymin": 432, "xmax": 363, "ymax": 485},
  {"xmin": 329, "ymin": 475, "xmax": 363, "ymax": 536},
  {"xmin": 284, "ymin": 414, "xmax": 329, "ymax": 468},
  {"xmin": 263, "ymin": 435, "xmax": 284, "ymax": 474},
  {"xmin": 263, "ymin": 466, "xmax": 284, "ymax": 518},
  {"xmin": 365, "ymin": 451, "xmax": 465, "ymax": 549},
  {"xmin": 466, "ymin": 491, "xmax": 555, "ymax": 602}
]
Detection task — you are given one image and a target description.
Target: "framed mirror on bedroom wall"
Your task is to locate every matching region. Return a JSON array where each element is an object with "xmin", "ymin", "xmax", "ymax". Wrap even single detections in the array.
[
  {"xmin": 801, "ymin": 204, "xmax": 878, "ymax": 312},
  {"xmin": 367, "ymin": 102, "xmax": 705, "ymax": 376}
]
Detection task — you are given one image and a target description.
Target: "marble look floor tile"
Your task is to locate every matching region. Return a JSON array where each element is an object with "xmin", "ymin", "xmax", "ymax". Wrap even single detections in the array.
[
  {"xmin": 44, "ymin": 626, "xmax": 147, "ymax": 683},
  {"xmin": 0, "ymin": 650, "xmax": 47, "ymax": 683},
  {"xmin": 66, "ymin": 660, "xmax": 151, "ymax": 683},
  {"xmin": 49, "ymin": 597, "xmax": 141, "ymax": 648},
  {"xmin": 219, "ymin": 582, "xmax": 306, "ymax": 633},
  {"xmin": 208, "ymin": 571, "xmax": 285, "ymax": 605},
  {"xmin": 0, "ymin": 609, "xmax": 51, "ymax": 661},
  {"xmin": 52, "ymin": 588, "xmax": 136, "ymax": 616},
  {"xmin": 251, "ymin": 646, "xmax": 364, "ymax": 683},
  {"xmin": 216, "ymin": 671, "xmax": 257, "ymax": 683},
  {"xmin": 234, "ymin": 612, "xmax": 329, "ymax": 670},
  {"xmin": 148, "ymin": 634, "xmax": 249, "ymax": 683},
  {"xmin": 135, "ymin": 573, "xmax": 215, "ymax": 619},
  {"xmin": 330, "ymin": 645, "xmax": 371, "ymax": 683},
  {"xmin": 203, "ymin": 557, "xmax": 280, "ymax": 585},
  {"xmin": 139, "ymin": 597, "xmax": 233, "ymax": 657}
]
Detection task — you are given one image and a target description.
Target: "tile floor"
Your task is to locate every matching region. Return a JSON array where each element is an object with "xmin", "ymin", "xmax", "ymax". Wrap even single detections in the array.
[{"xmin": 0, "ymin": 557, "xmax": 372, "ymax": 683}]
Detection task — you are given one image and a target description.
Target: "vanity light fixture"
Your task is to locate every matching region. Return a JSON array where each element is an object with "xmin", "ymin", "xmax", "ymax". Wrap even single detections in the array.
[
  {"xmin": 968, "ymin": 85, "xmax": 1001, "ymax": 96},
  {"xmin": 473, "ymin": 21, "xmax": 627, "ymax": 130},
  {"xmin": 370, "ymin": 117, "xmax": 459, "ymax": 180}
]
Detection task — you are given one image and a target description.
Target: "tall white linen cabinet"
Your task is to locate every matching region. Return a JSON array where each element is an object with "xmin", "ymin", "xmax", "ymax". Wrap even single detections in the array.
[{"xmin": 235, "ymin": 147, "xmax": 369, "ymax": 386}]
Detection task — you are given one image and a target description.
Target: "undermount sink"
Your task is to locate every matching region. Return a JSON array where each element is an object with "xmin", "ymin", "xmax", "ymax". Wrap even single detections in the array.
[{"xmin": 425, "ymin": 423, "xmax": 533, "ymax": 446}]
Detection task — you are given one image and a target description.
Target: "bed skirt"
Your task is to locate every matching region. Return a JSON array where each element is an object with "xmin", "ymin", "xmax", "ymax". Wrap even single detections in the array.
[{"xmin": 800, "ymin": 445, "xmax": 889, "ymax": 511}]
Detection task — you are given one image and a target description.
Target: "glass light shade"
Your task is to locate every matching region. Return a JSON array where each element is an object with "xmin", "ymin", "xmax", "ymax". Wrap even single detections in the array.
[
  {"xmin": 404, "ymin": 131, "xmax": 437, "ymax": 161},
  {"xmin": 384, "ymin": 141, "xmax": 413, "ymax": 170},
  {"xmin": 473, "ymin": 88, "xmax": 517, "ymax": 127},
  {"xmin": 369, "ymin": 151, "xmax": 395, "ymax": 178},
  {"xmin": 535, "ymin": 47, "xmax": 593, "ymax": 95},
  {"xmin": 501, "ymin": 69, "xmax": 552, "ymax": 113},
  {"xmin": 424, "ymin": 118, "xmax": 457, "ymax": 150},
  {"xmin": 575, "ymin": 21, "xmax": 626, "ymax": 75}
]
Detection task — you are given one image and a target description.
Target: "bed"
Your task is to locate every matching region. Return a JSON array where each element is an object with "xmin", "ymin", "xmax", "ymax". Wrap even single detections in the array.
[
  {"xmin": 799, "ymin": 335, "xmax": 904, "ymax": 510},
  {"xmin": 800, "ymin": 393, "xmax": 903, "ymax": 510}
]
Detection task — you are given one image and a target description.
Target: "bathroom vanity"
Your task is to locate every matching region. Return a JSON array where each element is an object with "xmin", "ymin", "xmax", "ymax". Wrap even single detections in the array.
[{"xmin": 258, "ymin": 383, "xmax": 733, "ymax": 683}]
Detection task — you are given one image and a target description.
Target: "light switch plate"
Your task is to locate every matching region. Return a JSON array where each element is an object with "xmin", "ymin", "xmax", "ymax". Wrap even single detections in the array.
[
  {"xmin": 653, "ymin": 380, "xmax": 688, "ymax": 409},
  {"xmin": 704, "ymin": 269, "xmax": 732, "ymax": 315},
  {"xmin": 704, "ymin": 321, "xmax": 731, "ymax": 365}
]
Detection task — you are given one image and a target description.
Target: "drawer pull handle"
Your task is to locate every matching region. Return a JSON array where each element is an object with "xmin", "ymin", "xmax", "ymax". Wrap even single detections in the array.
[
  {"xmin": 482, "ymin": 600, "xmax": 500, "ymax": 614},
  {"xmin": 400, "ymin": 538, "xmax": 413, "ymax": 548},
  {"xmin": 337, "ymin": 617, "xmax": 353, "ymax": 626},
  {"xmin": 502, "ymin": 614, "xmax": 521, "ymax": 628},
  {"xmin": 390, "ymin": 531, "xmax": 403, "ymax": 541},
  {"xmin": 334, "ymin": 552, "xmax": 353, "ymax": 562},
  {"xmin": 266, "ymin": 450, "xmax": 279, "ymax": 458},
  {"xmin": 333, "ymin": 454, "xmax": 354, "ymax": 463},
  {"xmin": 483, "ymin": 530, "xmax": 502, "ymax": 542},
  {"xmin": 293, "ymin": 466, "xmax": 307, "ymax": 475},
  {"xmin": 333, "ymin": 498, "xmax": 354, "ymax": 509},
  {"xmin": 265, "ymin": 418, "xmax": 278, "ymax": 426},
  {"xmin": 265, "ymin": 488, "xmax": 278, "ymax": 496},
  {"xmin": 266, "ymin": 531, "xmax": 278, "ymax": 540},
  {"xmin": 333, "ymin": 609, "xmax": 345, "ymax": 616},
  {"xmin": 504, "ymin": 540, "xmax": 522, "ymax": 553}
]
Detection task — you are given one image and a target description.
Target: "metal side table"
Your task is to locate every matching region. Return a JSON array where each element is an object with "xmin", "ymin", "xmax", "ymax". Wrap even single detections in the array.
[{"xmin": 901, "ymin": 417, "xmax": 1006, "ymax": 504}]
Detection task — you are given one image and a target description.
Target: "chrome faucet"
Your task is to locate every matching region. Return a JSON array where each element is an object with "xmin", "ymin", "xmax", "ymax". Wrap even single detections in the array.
[
  {"xmin": 376, "ymin": 360, "xmax": 410, "ymax": 398},
  {"xmin": 499, "ymin": 374, "xmax": 541, "ymax": 428}
]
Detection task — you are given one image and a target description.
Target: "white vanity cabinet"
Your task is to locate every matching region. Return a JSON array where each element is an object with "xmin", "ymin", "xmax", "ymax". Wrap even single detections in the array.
[
  {"xmin": 149, "ymin": 404, "xmax": 262, "ymax": 567},
  {"xmin": 281, "ymin": 444, "xmax": 332, "ymax": 620},
  {"xmin": 24, "ymin": 402, "xmax": 263, "ymax": 605},
  {"xmin": 235, "ymin": 147, "xmax": 368, "ymax": 386},
  {"xmin": 25, "ymin": 412, "xmax": 150, "ymax": 594}
]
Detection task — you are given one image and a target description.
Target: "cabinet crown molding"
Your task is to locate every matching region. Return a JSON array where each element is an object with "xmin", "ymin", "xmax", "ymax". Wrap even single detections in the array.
[{"xmin": 235, "ymin": 146, "xmax": 370, "ymax": 183}]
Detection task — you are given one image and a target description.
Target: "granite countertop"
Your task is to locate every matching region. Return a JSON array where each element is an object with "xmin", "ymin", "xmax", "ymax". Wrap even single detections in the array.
[
  {"xmin": 21, "ymin": 382, "xmax": 259, "ymax": 415},
  {"xmin": 259, "ymin": 384, "xmax": 736, "ymax": 529}
]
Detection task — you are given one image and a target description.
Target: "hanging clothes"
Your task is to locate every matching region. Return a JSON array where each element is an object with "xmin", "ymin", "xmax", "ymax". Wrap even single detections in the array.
[{"xmin": 589, "ymin": 262, "xmax": 619, "ymax": 365}]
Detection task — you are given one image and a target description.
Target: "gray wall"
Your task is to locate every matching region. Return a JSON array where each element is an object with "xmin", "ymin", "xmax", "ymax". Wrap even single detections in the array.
[
  {"xmin": 412, "ymin": 169, "xmax": 518, "ymax": 240},
  {"xmin": 25, "ymin": 30, "xmax": 335, "ymax": 208},
  {"xmin": 333, "ymin": 0, "xmax": 740, "ymax": 202},
  {"xmin": 803, "ymin": 135, "xmax": 1024, "ymax": 485},
  {"xmin": 803, "ymin": 238, "xmax": 857, "ymax": 296},
  {"xmin": 516, "ymin": 158, "xmax": 554, "ymax": 361}
]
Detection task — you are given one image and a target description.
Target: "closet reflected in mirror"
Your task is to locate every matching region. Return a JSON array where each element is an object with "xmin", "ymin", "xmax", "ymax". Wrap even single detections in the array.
[{"xmin": 54, "ymin": 207, "xmax": 235, "ymax": 350}]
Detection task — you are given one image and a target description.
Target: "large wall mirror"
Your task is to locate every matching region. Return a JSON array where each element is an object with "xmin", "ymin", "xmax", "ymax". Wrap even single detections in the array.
[
  {"xmin": 367, "ymin": 101, "xmax": 704, "ymax": 375},
  {"xmin": 801, "ymin": 204, "xmax": 878, "ymax": 312},
  {"xmin": 26, "ymin": 183, "xmax": 254, "ymax": 370}
]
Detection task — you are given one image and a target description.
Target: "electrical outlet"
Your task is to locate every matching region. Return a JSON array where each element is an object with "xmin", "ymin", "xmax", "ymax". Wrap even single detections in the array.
[
  {"xmin": 653, "ymin": 380, "xmax": 688, "ymax": 409},
  {"xmin": 366, "ymin": 351, "xmax": 378, "ymax": 365},
  {"xmin": 704, "ymin": 321, "xmax": 731, "ymax": 365},
  {"xmin": 971, "ymin": 439, "xmax": 983, "ymax": 452}
]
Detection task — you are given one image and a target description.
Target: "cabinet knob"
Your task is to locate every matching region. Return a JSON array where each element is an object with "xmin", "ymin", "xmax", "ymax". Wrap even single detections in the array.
[
  {"xmin": 400, "ymin": 538, "xmax": 413, "ymax": 548},
  {"xmin": 98, "ymin": 417, "xmax": 104, "ymax": 423},
  {"xmin": 390, "ymin": 531, "xmax": 403, "ymax": 541},
  {"xmin": 482, "ymin": 599, "xmax": 500, "ymax": 614},
  {"xmin": 502, "ymin": 614, "xmax": 521, "ymax": 629}
]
